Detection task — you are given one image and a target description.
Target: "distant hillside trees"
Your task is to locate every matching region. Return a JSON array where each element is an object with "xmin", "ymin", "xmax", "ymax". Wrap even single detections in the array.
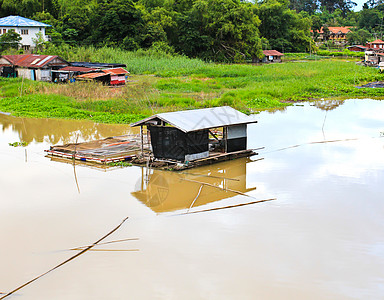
[{"xmin": 0, "ymin": 0, "xmax": 374, "ymax": 60}]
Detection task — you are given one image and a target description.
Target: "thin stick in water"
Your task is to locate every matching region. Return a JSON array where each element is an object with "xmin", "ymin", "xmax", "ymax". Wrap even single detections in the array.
[
  {"xmin": 0, "ymin": 217, "xmax": 129, "ymax": 300},
  {"xmin": 179, "ymin": 198, "xmax": 276, "ymax": 215},
  {"xmin": 187, "ymin": 185, "xmax": 204, "ymax": 213},
  {"xmin": 69, "ymin": 238, "xmax": 139, "ymax": 251}
]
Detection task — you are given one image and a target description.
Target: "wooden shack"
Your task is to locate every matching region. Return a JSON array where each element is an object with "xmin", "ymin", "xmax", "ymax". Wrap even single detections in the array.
[
  {"xmin": 131, "ymin": 106, "xmax": 258, "ymax": 166},
  {"xmin": 0, "ymin": 54, "xmax": 69, "ymax": 81},
  {"xmin": 261, "ymin": 50, "xmax": 284, "ymax": 63}
]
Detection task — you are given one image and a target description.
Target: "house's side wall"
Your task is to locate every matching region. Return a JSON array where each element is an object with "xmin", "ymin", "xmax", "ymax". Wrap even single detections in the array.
[
  {"xmin": 149, "ymin": 125, "xmax": 187, "ymax": 161},
  {"xmin": 0, "ymin": 26, "xmax": 48, "ymax": 48},
  {"xmin": 227, "ymin": 124, "xmax": 247, "ymax": 153},
  {"xmin": 148, "ymin": 125, "xmax": 209, "ymax": 162},
  {"xmin": 16, "ymin": 67, "xmax": 32, "ymax": 80},
  {"xmin": 39, "ymin": 69, "xmax": 51, "ymax": 81}
]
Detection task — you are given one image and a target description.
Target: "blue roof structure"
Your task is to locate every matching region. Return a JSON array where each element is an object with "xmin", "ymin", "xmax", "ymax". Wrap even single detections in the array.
[{"xmin": 0, "ymin": 16, "xmax": 51, "ymax": 27}]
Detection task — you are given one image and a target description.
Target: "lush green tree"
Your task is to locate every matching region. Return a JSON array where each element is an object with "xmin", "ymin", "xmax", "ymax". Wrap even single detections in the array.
[
  {"xmin": 358, "ymin": 6, "xmax": 382, "ymax": 31},
  {"xmin": 346, "ymin": 28, "xmax": 371, "ymax": 44},
  {"xmin": 311, "ymin": 14, "xmax": 323, "ymax": 41},
  {"xmin": 0, "ymin": 30, "xmax": 21, "ymax": 52},
  {"xmin": 256, "ymin": 0, "xmax": 312, "ymax": 52},
  {"xmin": 289, "ymin": 0, "xmax": 319, "ymax": 14},
  {"xmin": 138, "ymin": 4, "xmax": 177, "ymax": 48},
  {"xmin": 320, "ymin": 0, "xmax": 356, "ymax": 14},
  {"xmin": 174, "ymin": 0, "xmax": 263, "ymax": 62},
  {"xmin": 89, "ymin": 0, "xmax": 144, "ymax": 48}
]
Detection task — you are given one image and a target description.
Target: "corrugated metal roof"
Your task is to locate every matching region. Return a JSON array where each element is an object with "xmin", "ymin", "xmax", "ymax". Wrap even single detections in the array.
[
  {"xmin": 1, "ymin": 54, "xmax": 68, "ymax": 68},
  {"xmin": 131, "ymin": 106, "xmax": 258, "ymax": 132},
  {"xmin": 70, "ymin": 62, "xmax": 126, "ymax": 69},
  {"xmin": 76, "ymin": 72, "xmax": 109, "ymax": 79},
  {"xmin": 58, "ymin": 66, "xmax": 97, "ymax": 72},
  {"xmin": 263, "ymin": 50, "xmax": 284, "ymax": 56},
  {"xmin": 102, "ymin": 67, "xmax": 129, "ymax": 75},
  {"xmin": 0, "ymin": 15, "xmax": 51, "ymax": 27}
]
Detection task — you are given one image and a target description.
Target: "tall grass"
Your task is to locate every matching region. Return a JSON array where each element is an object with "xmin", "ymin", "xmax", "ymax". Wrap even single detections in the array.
[
  {"xmin": 42, "ymin": 45, "xmax": 206, "ymax": 74},
  {"xmin": 1, "ymin": 59, "xmax": 383, "ymax": 124}
]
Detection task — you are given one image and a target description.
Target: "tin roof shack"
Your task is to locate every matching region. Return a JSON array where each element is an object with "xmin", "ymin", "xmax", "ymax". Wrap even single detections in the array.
[
  {"xmin": 0, "ymin": 54, "xmax": 69, "ymax": 81},
  {"xmin": 103, "ymin": 67, "xmax": 129, "ymax": 85},
  {"xmin": 261, "ymin": 50, "xmax": 284, "ymax": 63},
  {"xmin": 131, "ymin": 106, "xmax": 259, "ymax": 169},
  {"xmin": 75, "ymin": 72, "xmax": 111, "ymax": 85},
  {"xmin": 74, "ymin": 67, "xmax": 129, "ymax": 85},
  {"xmin": 51, "ymin": 66, "xmax": 97, "ymax": 83},
  {"xmin": 364, "ymin": 50, "xmax": 384, "ymax": 66}
]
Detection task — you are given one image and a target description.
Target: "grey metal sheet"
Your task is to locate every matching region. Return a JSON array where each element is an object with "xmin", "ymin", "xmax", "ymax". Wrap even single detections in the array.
[{"xmin": 131, "ymin": 106, "xmax": 257, "ymax": 132}]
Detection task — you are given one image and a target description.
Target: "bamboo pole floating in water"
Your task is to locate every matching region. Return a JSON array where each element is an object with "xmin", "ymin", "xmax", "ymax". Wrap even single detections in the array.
[
  {"xmin": 187, "ymin": 185, "xmax": 204, "ymax": 213},
  {"xmin": 181, "ymin": 178, "xmax": 257, "ymax": 199},
  {"xmin": 179, "ymin": 198, "xmax": 277, "ymax": 215},
  {"xmin": 0, "ymin": 217, "xmax": 130, "ymax": 300},
  {"xmin": 69, "ymin": 238, "xmax": 139, "ymax": 251},
  {"xmin": 266, "ymin": 138, "xmax": 359, "ymax": 154}
]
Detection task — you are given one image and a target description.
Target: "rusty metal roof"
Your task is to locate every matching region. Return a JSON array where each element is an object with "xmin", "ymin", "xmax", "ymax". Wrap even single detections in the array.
[
  {"xmin": 131, "ymin": 106, "xmax": 257, "ymax": 132},
  {"xmin": 102, "ymin": 68, "xmax": 129, "ymax": 75},
  {"xmin": 76, "ymin": 72, "xmax": 109, "ymax": 79},
  {"xmin": 1, "ymin": 54, "xmax": 68, "ymax": 68},
  {"xmin": 263, "ymin": 50, "xmax": 284, "ymax": 57}
]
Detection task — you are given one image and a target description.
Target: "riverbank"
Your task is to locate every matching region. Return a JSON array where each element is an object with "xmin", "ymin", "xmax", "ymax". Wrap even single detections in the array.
[{"xmin": 1, "ymin": 59, "xmax": 383, "ymax": 124}]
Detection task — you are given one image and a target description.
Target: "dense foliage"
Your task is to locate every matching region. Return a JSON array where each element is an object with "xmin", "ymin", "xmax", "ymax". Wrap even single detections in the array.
[
  {"xmin": 0, "ymin": 59, "xmax": 383, "ymax": 124},
  {"xmin": 1, "ymin": 0, "xmax": 384, "ymax": 60}
]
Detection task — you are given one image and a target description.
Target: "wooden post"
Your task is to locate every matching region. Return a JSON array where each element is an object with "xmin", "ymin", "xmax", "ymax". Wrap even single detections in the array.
[
  {"xmin": 223, "ymin": 126, "xmax": 228, "ymax": 153},
  {"xmin": 140, "ymin": 125, "xmax": 144, "ymax": 157}
]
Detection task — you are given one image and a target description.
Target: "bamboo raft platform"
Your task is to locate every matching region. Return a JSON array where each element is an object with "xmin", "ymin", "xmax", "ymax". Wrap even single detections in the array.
[
  {"xmin": 45, "ymin": 134, "xmax": 260, "ymax": 170},
  {"xmin": 45, "ymin": 134, "xmax": 150, "ymax": 164}
]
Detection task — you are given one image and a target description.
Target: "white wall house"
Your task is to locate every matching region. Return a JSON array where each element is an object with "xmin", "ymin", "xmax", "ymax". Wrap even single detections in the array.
[{"xmin": 0, "ymin": 15, "xmax": 50, "ymax": 51}]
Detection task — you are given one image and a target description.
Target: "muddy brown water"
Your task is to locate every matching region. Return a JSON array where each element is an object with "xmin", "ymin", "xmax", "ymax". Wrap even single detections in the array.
[{"xmin": 0, "ymin": 99, "xmax": 383, "ymax": 299}]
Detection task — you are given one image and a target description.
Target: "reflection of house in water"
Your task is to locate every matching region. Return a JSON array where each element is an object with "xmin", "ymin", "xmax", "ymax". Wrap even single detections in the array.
[{"xmin": 131, "ymin": 157, "xmax": 255, "ymax": 213}]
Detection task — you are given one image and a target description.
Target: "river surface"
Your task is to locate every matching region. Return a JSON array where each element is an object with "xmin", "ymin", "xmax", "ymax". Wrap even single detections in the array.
[{"xmin": 0, "ymin": 99, "xmax": 383, "ymax": 300}]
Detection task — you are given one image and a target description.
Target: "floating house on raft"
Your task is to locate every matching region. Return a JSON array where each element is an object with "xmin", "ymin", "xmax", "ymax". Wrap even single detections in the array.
[
  {"xmin": 45, "ymin": 106, "xmax": 260, "ymax": 170},
  {"xmin": 131, "ymin": 106, "xmax": 259, "ymax": 167}
]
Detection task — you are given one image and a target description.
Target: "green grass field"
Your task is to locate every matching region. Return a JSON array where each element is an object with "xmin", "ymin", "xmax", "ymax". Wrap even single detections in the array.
[{"xmin": 1, "ymin": 58, "xmax": 383, "ymax": 124}]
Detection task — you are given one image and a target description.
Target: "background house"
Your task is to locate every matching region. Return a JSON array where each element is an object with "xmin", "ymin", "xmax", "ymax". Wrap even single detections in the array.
[
  {"xmin": 347, "ymin": 45, "xmax": 368, "ymax": 52},
  {"xmin": 0, "ymin": 15, "xmax": 50, "ymax": 51},
  {"xmin": 261, "ymin": 50, "xmax": 284, "ymax": 63},
  {"xmin": 366, "ymin": 39, "xmax": 384, "ymax": 50},
  {"xmin": 313, "ymin": 26, "xmax": 352, "ymax": 45}
]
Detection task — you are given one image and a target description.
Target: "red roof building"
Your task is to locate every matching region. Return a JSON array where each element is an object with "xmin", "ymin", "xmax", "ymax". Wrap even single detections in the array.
[
  {"xmin": 366, "ymin": 39, "xmax": 384, "ymax": 50},
  {"xmin": 261, "ymin": 50, "xmax": 284, "ymax": 63},
  {"xmin": 312, "ymin": 26, "xmax": 352, "ymax": 44},
  {"xmin": 102, "ymin": 67, "xmax": 129, "ymax": 85},
  {"xmin": 0, "ymin": 54, "xmax": 69, "ymax": 81}
]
